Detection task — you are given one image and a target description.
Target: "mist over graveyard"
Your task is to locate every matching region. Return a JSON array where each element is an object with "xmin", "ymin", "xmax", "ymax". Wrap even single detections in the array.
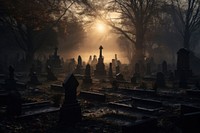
[{"xmin": 1, "ymin": 0, "xmax": 200, "ymax": 133}]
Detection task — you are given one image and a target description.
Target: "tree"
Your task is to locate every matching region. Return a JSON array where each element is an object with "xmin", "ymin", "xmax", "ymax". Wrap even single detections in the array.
[
  {"xmin": 0, "ymin": 0, "xmax": 85, "ymax": 67},
  {"xmin": 169, "ymin": 0, "xmax": 200, "ymax": 50},
  {"xmin": 57, "ymin": 16, "xmax": 86, "ymax": 52},
  {"xmin": 106, "ymin": 0, "xmax": 161, "ymax": 64}
]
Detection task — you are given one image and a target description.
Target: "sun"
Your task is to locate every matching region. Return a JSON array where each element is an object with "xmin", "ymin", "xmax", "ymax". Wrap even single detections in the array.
[{"xmin": 96, "ymin": 21, "xmax": 106, "ymax": 33}]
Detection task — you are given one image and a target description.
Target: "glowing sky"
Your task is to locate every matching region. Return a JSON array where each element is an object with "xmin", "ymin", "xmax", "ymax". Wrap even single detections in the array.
[{"xmin": 60, "ymin": 19, "xmax": 129, "ymax": 64}]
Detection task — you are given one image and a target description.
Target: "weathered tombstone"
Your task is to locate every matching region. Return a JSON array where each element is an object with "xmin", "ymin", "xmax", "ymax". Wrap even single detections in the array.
[
  {"xmin": 155, "ymin": 72, "xmax": 165, "ymax": 88},
  {"xmin": 175, "ymin": 48, "xmax": 192, "ymax": 88},
  {"xmin": 91, "ymin": 55, "xmax": 98, "ymax": 67},
  {"xmin": 131, "ymin": 72, "xmax": 141, "ymax": 84},
  {"xmin": 74, "ymin": 55, "xmax": 83, "ymax": 74},
  {"xmin": 94, "ymin": 46, "xmax": 106, "ymax": 77},
  {"xmin": 46, "ymin": 65, "xmax": 57, "ymax": 81},
  {"xmin": 162, "ymin": 60, "xmax": 168, "ymax": 75},
  {"xmin": 108, "ymin": 63, "xmax": 113, "ymax": 79},
  {"xmin": 46, "ymin": 47, "xmax": 63, "ymax": 73},
  {"xmin": 88, "ymin": 55, "xmax": 92, "ymax": 64},
  {"xmin": 83, "ymin": 64, "xmax": 92, "ymax": 84},
  {"xmin": 59, "ymin": 73, "xmax": 82, "ymax": 126},
  {"xmin": 116, "ymin": 65, "xmax": 120, "ymax": 74},
  {"xmin": 5, "ymin": 66, "xmax": 21, "ymax": 116}
]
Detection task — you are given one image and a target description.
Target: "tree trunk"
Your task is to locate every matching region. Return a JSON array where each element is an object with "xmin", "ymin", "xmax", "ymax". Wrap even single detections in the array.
[
  {"xmin": 183, "ymin": 30, "xmax": 190, "ymax": 50},
  {"xmin": 135, "ymin": 25, "xmax": 145, "ymax": 62}
]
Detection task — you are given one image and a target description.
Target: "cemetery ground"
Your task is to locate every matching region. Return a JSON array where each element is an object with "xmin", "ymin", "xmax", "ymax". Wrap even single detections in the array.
[{"xmin": 1, "ymin": 72, "xmax": 200, "ymax": 133}]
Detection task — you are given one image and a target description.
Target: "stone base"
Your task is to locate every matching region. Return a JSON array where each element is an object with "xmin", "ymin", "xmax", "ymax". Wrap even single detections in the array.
[{"xmin": 59, "ymin": 103, "xmax": 82, "ymax": 126}]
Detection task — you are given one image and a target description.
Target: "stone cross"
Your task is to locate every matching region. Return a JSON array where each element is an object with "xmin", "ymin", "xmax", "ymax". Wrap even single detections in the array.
[
  {"xmin": 99, "ymin": 45, "xmax": 103, "ymax": 58},
  {"xmin": 108, "ymin": 63, "xmax": 113, "ymax": 78}
]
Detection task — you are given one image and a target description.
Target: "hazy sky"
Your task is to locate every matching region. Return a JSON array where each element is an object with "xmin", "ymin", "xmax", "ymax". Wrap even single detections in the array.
[{"xmin": 60, "ymin": 20, "xmax": 129, "ymax": 64}]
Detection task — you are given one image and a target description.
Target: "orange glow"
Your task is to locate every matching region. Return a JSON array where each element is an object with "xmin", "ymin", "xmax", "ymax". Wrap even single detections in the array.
[{"xmin": 95, "ymin": 21, "xmax": 106, "ymax": 33}]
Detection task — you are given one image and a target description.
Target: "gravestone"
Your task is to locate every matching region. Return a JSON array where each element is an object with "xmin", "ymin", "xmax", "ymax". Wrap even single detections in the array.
[
  {"xmin": 91, "ymin": 55, "xmax": 98, "ymax": 67},
  {"xmin": 162, "ymin": 60, "xmax": 167, "ymax": 75},
  {"xmin": 116, "ymin": 65, "xmax": 120, "ymax": 74},
  {"xmin": 108, "ymin": 63, "xmax": 113, "ymax": 79},
  {"xmin": 67, "ymin": 58, "xmax": 76, "ymax": 72},
  {"xmin": 88, "ymin": 55, "xmax": 92, "ymax": 64},
  {"xmin": 5, "ymin": 66, "xmax": 22, "ymax": 116},
  {"xmin": 175, "ymin": 48, "xmax": 192, "ymax": 88},
  {"xmin": 94, "ymin": 46, "xmax": 106, "ymax": 77},
  {"xmin": 59, "ymin": 73, "xmax": 82, "ymax": 126},
  {"xmin": 155, "ymin": 72, "xmax": 165, "ymax": 88},
  {"xmin": 131, "ymin": 73, "xmax": 139, "ymax": 84},
  {"xmin": 83, "ymin": 64, "xmax": 92, "ymax": 84},
  {"xmin": 132, "ymin": 63, "xmax": 140, "ymax": 82},
  {"xmin": 46, "ymin": 47, "xmax": 62, "ymax": 72},
  {"xmin": 46, "ymin": 66, "xmax": 57, "ymax": 81},
  {"xmin": 74, "ymin": 55, "xmax": 83, "ymax": 74}
]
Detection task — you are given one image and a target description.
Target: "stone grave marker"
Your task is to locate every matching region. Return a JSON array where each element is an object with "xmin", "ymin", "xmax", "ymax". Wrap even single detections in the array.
[
  {"xmin": 83, "ymin": 64, "xmax": 92, "ymax": 84},
  {"xmin": 59, "ymin": 73, "xmax": 82, "ymax": 126},
  {"xmin": 74, "ymin": 55, "xmax": 83, "ymax": 74},
  {"xmin": 94, "ymin": 45, "xmax": 106, "ymax": 77},
  {"xmin": 175, "ymin": 48, "xmax": 192, "ymax": 88},
  {"xmin": 116, "ymin": 65, "xmax": 120, "ymax": 74},
  {"xmin": 108, "ymin": 63, "xmax": 113, "ymax": 79}
]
